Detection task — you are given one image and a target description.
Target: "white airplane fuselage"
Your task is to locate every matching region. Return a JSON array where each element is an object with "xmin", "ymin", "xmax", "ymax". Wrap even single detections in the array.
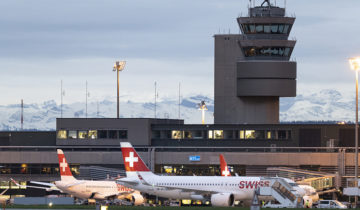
[
  {"xmin": 55, "ymin": 180, "xmax": 131, "ymax": 200},
  {"xmin": 118, "ymin": 173, "xmax": 305, "ymax": 201}
]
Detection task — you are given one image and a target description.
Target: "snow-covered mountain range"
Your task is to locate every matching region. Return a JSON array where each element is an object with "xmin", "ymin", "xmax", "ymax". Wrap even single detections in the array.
[{"xmin": 0, "ymin": 89, "xmax": 356, "ymax": 130}]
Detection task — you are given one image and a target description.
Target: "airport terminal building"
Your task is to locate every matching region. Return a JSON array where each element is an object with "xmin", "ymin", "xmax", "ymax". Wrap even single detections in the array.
[
  {"xmin": 0, "ymin": 1, "xmax": 357, "ymax": 198},
  {"xmin": 0, "ymin": 118, "xmax": 358, "ymax": 196}
]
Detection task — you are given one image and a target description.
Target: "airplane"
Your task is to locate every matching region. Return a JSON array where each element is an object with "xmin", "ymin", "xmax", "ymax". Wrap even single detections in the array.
[
  {"xmin": 12, "ymin": 149, "xmax": 145, "ymax": 205},
  {"xmin": 218, "ymin": 154, "xmax": 318, "ymax": 207},
  {"xmin": 116, "ymin": 142, "xmax": 306, "ymax": 207}
]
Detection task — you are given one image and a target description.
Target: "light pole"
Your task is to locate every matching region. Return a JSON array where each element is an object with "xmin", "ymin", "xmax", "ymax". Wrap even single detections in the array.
[
  {"xmin": 113, "ymin": 61, "xmax": 126, "ymax": 118},
  {"xmin": 350, "ymin": 57, "xmax": 360, "ymax": 206},
  {"xmin": 198, "ymin": 101, "xmax": 208, "ymax": 125}
]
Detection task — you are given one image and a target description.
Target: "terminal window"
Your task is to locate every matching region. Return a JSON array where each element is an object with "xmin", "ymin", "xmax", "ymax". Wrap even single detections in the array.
[
  {"xmin": 245, "ymin": 130, "xmax": 256, "ymax": 139},
  {"xmin": 68, "ymin": 130, "xmax": 77, "ymax": 139},
  {"xmin": 255, "ymin": 130, "xmax": 265, "ymax": 139},
  {"xmin": 98, "ymin": 130, "xmax": 107, "ymax": 139},
  {"xmin": 109, "ymin": 130, "xmax": 118, "ymax": 139},
  {"xmin": 278, "ymin": 130, "xmax": 287, "ymax": 139},
  {"xmin": 57, "ymin": 129, "xmax": 129, "ymax": 140},
  {"xmin": 88, "ymin": 130, "xmax": 97, "ymax": 139},
  {"xmin": 119, "ymin": 130, "xmax": 127, "ymax": 139},
  {"xmin": 184, "ymin": 131, "xmax": 192, "ymax": 139},
  {"xmin": 266, "ymin": 131, "xmax": 272, "ymax": 139},
  {"xmin": 193, "ymin": 131, "xmax": 203, "ymax": 139},
  {"xmin": 172, "ymin": 130, "xmax": 183, "ymax": 139},
  {"xmin": 208, "ymin": 130, "xmax": 223, "ymax": 139},
  {"xmin": 78, "ymin": 131, "xmax": 87, "ymax": 139},
  {"xmin": 239, "ymin": 130, "xmax": 245, "ymax": 139},
  {"xmin": 57, "ymin": 130, "xmax": 67, "ymax": 139}
]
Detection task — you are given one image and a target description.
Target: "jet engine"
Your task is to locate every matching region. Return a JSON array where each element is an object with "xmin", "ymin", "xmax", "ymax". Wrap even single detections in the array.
[
  {"xmin": 91, "ymin": 193, "xmax": 107, "ymax": 200},
  {"xmin": 131, "ymin": 193, "xmax": 145, "ymax": 206},
  {"xmin": 211, "ymin": 193, "xmax": 234, "ymax": 207}
]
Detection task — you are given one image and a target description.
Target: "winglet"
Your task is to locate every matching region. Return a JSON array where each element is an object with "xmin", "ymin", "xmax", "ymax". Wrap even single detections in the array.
[{"xmin": 10, "ymin": 178, "xmax": 19, "ymax": 186}]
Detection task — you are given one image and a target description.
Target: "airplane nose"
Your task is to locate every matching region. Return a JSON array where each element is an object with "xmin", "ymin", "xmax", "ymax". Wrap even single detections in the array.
[{"xmin": 296, "ymin": 187, "xmax": 306, "ymax": 196}]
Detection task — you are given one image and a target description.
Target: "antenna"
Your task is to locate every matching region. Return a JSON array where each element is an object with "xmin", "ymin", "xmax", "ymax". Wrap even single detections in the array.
[
  {"xmin": 178, "ymin": 83, "xmax": 181, "ymax": 119},
  {"xmin": 97, "ymin": 101, "xmax": 99, "ymax": 118},
  {"xmin": 61, "ymin": 80, "xmax": 62, "ymax": 118},
  {"xmin": 154, "ymin": 82, "xmax": 157, "ymax": 119},
  {"xmin": 21, "ymin": 99, "xmax": 23, "ymax": 130},
  {"xmin": 60, "ymin": 80, "xmax": 65, "ymax": 118},
  {"xmin": 85, "ymin": 81, "xmax": 90, "ymax": 118}
]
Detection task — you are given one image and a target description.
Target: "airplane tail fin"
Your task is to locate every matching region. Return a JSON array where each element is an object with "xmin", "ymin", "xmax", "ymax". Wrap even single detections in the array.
[
  {"xmin": 219, "ymin": 154, "xmax": 231, "ymax": 177},
  {"xmin": 57, "ymin": 149, "xmax": 76, "ymax": 182},
  {"xmin": 120, "ymin": 142, "xmax": 152, "ymax": 177}
]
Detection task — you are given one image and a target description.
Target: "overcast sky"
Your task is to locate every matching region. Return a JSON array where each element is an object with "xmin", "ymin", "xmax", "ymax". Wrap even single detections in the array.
[{"xmin": 1, "ymin": 0, "xmax": 360, "ymax": 105}]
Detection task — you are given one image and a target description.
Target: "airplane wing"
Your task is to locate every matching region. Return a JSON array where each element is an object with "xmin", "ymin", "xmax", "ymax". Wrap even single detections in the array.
[
  {"xmin": 317, "ymin": 188, "xmax": 338, "ymax": 195},
  {"xmin": 116, "ymin": 177, "xmax": 140, "ymax": 186},
  {"xmin": 0, "ymin": 189, "xmax": 8, "ymax": 196},
  {"xmin": 30, "ymin": 181, "xmax": 56, "ymax": 188},
  {"xmin": 11, "ymin": 178, "xmax": 60, "ymax": 191}
]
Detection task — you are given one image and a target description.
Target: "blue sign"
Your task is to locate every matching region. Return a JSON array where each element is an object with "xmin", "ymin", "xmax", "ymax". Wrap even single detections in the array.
[{"xmin": 189, "ymin": 155, "xmax": 201, "ymax": 161}]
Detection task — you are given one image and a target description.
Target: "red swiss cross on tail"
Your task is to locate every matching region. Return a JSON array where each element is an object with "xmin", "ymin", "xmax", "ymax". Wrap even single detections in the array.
[
  {"xmin": 220, "ymin": 154, "xmax": 231, "ymax": 177},
  {"xmin": 57, "ymin": 149, "xmax": 75, "ymax": 180},
  {"xmin": 120, "ymin": 142, "xmax": 150, "ymax": 172}
]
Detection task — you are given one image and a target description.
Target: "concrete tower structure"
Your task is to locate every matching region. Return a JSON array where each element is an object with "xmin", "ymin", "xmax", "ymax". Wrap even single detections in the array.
[{"xmin": 214, "ymin": 0, "xmax": 296, "ymax": 124}]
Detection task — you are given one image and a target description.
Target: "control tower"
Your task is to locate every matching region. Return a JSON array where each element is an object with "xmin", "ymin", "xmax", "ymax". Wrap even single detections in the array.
[{"xmin": 214, "ymin": 0, "xmax": 296, "ymax": 124}]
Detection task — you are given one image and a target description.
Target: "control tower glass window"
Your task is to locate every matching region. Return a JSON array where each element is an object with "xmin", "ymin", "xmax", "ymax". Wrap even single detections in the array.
[
  {"xmin": 264, "ymin": 25, "xmax": 271, "ymax": 33},
  {"xmin": 244, "ymin": 47, "xmax": 292, "ymax": 57},
  {"xmin": 271, "ymin": 25, "xmax": 278, "ymax": 33},
  {"xmin": 256, "ymin": 25, "xmax": 263, "ymax": 33},
  {"xmin": 241, "ymin": 24, "xmax": 291, "ymax": 34}
]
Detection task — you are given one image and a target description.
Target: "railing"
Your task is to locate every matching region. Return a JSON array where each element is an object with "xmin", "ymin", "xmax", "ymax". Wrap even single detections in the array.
[
  {"xmin": 272, "ymin": 181, "xmax": 296, "ymax": 202},
  {"xmin": 0, "ymin": 146, "xmax": 356, "ymax": 153}
]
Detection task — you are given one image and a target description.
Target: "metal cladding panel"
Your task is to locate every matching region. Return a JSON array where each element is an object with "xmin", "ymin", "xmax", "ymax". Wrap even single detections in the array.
[
  {"xmin": 237, "ymin": 17, "xmax": 295, "ymax": 24},
  {"xmin": 237, "ymin": 61, "xmax": 296, "ymax": 79},
  {"xmin": 238, "ymin": 39, "xmax": 296, "ymax": 47},
  {"xmin": 237, "ymin": 78, "xmax": 296, "ymax": 97}
]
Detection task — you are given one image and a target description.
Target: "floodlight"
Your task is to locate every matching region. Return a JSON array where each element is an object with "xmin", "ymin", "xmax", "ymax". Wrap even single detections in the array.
[
  {"xmin": 113, "ymin": 61, "xmax": 126, "ymax": 72},
  {"xmin": 349, "ymin": 57, "xmax": 360, "ymax": 71}
]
